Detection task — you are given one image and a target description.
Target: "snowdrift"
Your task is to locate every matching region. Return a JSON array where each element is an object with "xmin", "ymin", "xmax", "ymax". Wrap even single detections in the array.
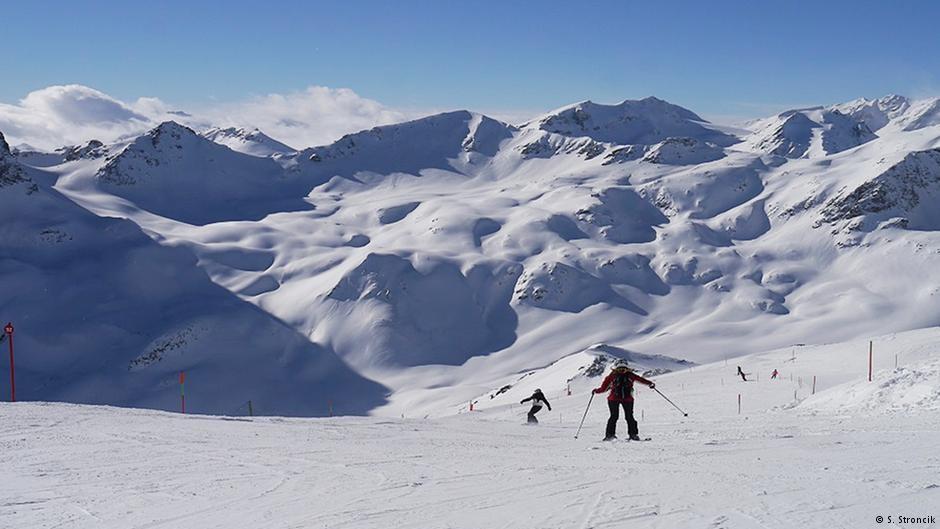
[{"xmin": 801, "ymin": 359, "xmax": 940, "ymax": 414}]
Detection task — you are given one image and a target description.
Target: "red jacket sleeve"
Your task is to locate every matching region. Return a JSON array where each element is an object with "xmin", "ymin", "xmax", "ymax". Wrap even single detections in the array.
[
  {"xmin": 597, "ymin": 373, "xmax": 612, "ymax": 392},
  {"xmin": 629, "ymin": 372, "xmax": 654, "ymax": 387}
]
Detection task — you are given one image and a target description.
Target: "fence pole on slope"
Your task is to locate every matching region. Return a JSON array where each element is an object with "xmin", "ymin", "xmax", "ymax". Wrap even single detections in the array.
[
  {"xmin": 3, "ymin": 323, "xmax": 14, "ymax": 403},
  {"xmin": 869, "ymin": 341, "xmax": 873, "ymax": 382},
  {"xmin": 178, "ymin": 371, "xmax": 186, "ymax": 414},
  {"xmin": 895, "ymin": 353, "xmax": 898, "ymax": 369},
  {"xmin": 737, "ymin": 393, "xmax": 741, "ymax": 415},
  {"xmin": 812, "ymin": 376, "xmax": 816, "ymax": 395},
  {"xmin": 248, "ymin": 400, "xmax": 253, "ymax": 417}
]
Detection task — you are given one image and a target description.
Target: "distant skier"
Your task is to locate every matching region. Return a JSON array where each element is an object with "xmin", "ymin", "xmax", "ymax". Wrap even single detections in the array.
[
  {"xmin": 737, "ymin": 366, "xmax": 747, "ymax": 382},
  {"xmin": 593, "ymin": 361, "xmax": 655, "ymax": 441},
  {"xmin": 520, "ymin": 389, "xmax": 551, "ymax": 424},
  {"xmin": 771, "ymin": 369, "xmax": 779, "ymax": 380}
]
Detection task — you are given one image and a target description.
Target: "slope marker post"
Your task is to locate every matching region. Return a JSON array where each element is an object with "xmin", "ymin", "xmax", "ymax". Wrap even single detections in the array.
[
  {"xmin": 179, "ymin": 371, "xmax": 186, "ymax": 414},
  {"xmin": 3, "ymin": 323, "xmax": 14, "ymax": 403},
  {"xmin": 868, "ymin": 341, "xmax": 873, "ymax": 382}
]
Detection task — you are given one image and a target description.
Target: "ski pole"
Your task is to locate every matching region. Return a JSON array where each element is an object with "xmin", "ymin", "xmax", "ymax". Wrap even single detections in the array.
[
  {"xmin": 574, "ymin": 392, "xmax": 595, "ymax": 439},
  {"xmin": 654, "ymin": 387, "xmax": 688, "ymax": 417}
]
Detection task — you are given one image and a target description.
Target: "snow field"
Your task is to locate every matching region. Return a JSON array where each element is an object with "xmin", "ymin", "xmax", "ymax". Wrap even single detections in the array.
[{"xmin": 3, "ymin": 328, "xmax": 939, "ymax": 528}]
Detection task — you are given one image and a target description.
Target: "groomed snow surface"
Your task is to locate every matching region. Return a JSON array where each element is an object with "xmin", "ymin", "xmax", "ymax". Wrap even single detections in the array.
[{"xmin": 3, "ymin": 328, "xmax": 939, "ymax": 529}]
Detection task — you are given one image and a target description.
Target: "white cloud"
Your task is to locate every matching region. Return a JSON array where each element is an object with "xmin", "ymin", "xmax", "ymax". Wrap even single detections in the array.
[
  {"xmin": 0, "ymin": 85, "xmax": 158, "ymax": 150},
  {"xmin": 0, "ymin": 84, "xmax": 411, "ymax": 151},
  {"xmin": 201, "ymin": 86, "xmax": 408, "ymax": 150}
]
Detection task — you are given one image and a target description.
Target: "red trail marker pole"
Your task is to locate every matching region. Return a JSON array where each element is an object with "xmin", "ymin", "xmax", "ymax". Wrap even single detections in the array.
[
  {"xmin": 179, "ymin": 371, "xmax": 186, "ymax": 413},
  {"xmin": 4, "ymin": 323, "xmax": 14, "ymax": 402}
]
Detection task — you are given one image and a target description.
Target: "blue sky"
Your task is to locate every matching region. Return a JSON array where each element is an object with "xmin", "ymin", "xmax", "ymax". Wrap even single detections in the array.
[{"xmin": 3, "ymin": 0, "xmax": 940, "ymax": 122}]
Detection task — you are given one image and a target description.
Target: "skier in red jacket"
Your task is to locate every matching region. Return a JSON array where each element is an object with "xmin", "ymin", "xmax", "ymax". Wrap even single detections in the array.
[{"xmin": 594, "ymin": 361, "xmax": 655, "ymax": 441}]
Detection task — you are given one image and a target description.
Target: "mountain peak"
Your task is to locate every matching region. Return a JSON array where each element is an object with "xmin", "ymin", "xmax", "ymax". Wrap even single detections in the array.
[
  {"xmin": 529, "ymin": 97, "xmax": 737, "ymax": 147},
  {"xmin": 152, "ymin": 120, "xmax": 196, "ymax": 136},
  {"xmin": 201, "ymin": 126, "xmax": 296, "ymax": 157},
  {"xmin": 300, "ymin": 110, "xmax": 515, "ymax": 172},
  {"xmin": 832, "ymin": 95, "xmax": 911, "ymax": 131},
  {"xmin": 0, "ymin": 131, "xmax": 12, "ymax": 159},
  {"xmin": 1, "ymin": 131, "xmax": 31, "ymax": 188},
  {"xmin": 745, "ymin": 107, "xmax": 876, "ymax": 158}
]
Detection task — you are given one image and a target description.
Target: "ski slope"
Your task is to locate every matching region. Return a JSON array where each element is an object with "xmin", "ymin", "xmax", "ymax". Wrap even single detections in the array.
[{"xmin": 3, "ymin": 328, "xmax": 939, "ymax": 529}]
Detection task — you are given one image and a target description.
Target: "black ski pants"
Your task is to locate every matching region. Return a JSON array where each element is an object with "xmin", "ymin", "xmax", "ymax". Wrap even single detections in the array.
[
  {"xmin": 527, "ymin": 405, "xmax": 542, "ymax": 423},
  {"xmin": 606, "ymin": 400, "xmax": 638, "ymax": 438}
]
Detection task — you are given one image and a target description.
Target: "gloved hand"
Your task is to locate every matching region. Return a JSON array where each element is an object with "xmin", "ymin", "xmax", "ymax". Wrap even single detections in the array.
[
  {"xmin": 593, "ymin": 388, "xmax": 602, "ymax": 394},
  {"xmin": 519, "ymin": 400, "xmax": 525, "ymax": 404},
  {"xmin": 649, "ymin": 383, "xmax": 656, "ymax": 389}
]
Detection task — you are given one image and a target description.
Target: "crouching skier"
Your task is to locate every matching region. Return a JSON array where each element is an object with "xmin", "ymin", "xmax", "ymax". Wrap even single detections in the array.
[
  {"xmin": 520, "ymin": 389, "xmax": 551, "ymax": 424},
  {"xmin": 593, "ymin": 361, "xmax": 654, "ymax": 441}
]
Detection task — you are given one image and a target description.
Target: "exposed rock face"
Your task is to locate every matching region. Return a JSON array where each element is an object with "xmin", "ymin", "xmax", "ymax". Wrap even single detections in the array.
[
  {"xmin": 819, "ymin": 148, "xmax": 940, "ymax": 231},
  {"xmin": 1, "ymin": 131, "xmax": 30, "ymax": 188}
]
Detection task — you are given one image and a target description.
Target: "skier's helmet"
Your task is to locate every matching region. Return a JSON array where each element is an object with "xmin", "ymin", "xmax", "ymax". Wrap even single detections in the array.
[{"xmin": 612, "ymin": 358, "xmax": 630, "ymax": 372}]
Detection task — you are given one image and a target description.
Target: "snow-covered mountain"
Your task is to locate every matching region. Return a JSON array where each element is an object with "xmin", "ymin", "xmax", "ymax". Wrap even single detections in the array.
[
  {"xmin": 4, "ymin": 95, "xmax": 940, "ymax": 417},
  {"xmin": 527, "ymin": 97, "xmax": 738, "ymax": 146},
  {"xmin": 200, "ymin": 126, "xmax": 296, "ymax": 157},
  {"xmin": 832, "ymin": 94, "xmax": 911, "ymax": 132},
  {"xmin": 0, "ymin": 140, "xmax": 386, "ymax": 415},
  {"xmin": 83, "ymin": 122, "xmax": 314, "ymax": 225},
  {"xmin": 743, "ymin": 107, "xmax": 876, "ymax": 158}
]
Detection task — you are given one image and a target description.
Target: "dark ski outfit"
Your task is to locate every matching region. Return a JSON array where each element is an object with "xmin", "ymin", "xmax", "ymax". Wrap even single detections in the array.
[
  {"xmin": 594, "ymin": 367, "xmax": 654, "ymax": 440},
  {"xmin": 520, "ymin": 389, "xmax": 551, "ymax": 423},
  {"xmin": 771, "ymin": 369, "xmax": 779, "ymax": 380},
  {"xmin": 737, "ymin": 366, "xmax": 747, "ymax": 382}
]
